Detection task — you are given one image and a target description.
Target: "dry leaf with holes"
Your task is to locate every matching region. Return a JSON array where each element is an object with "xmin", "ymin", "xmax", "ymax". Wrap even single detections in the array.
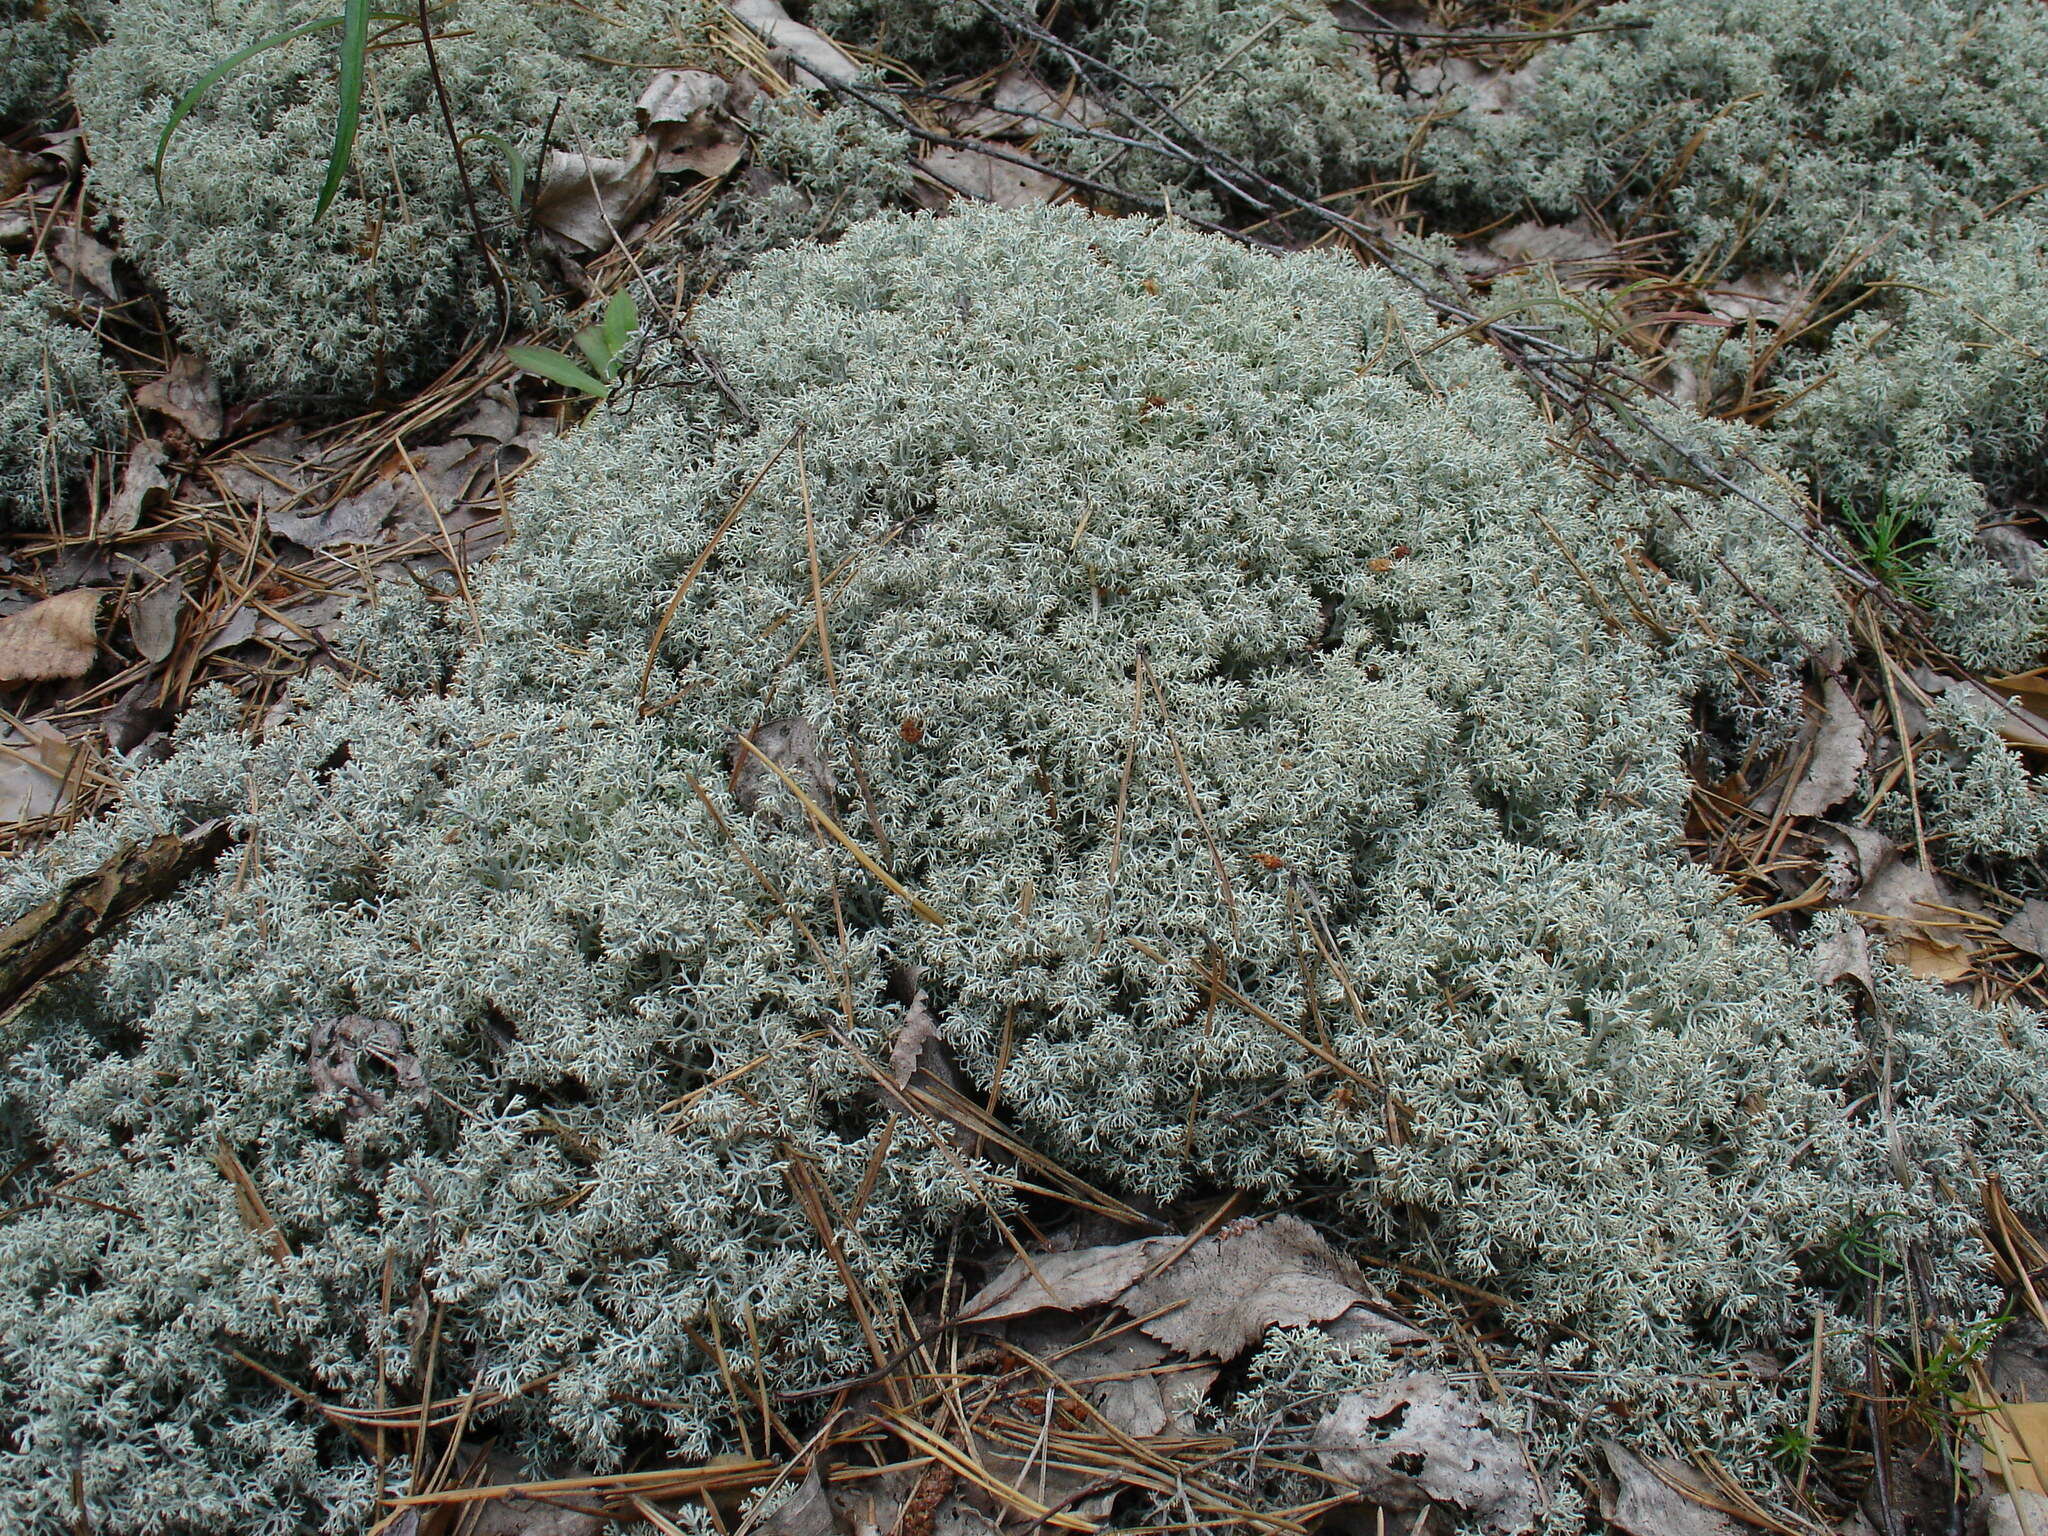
[
  {"xmin": 919, "ymin": 146, "xmax": 1060, "ymax": 208},
  {"xmin": 0, "ymin": 588, "xmax": 103, "ymax": 684},
  {"xmin": 1120, "ymin": 1214, "xmax": 1375, "ymax": 1358},
  {"xmin": 532, "ymin": 142, "xmax": 657, "ymax": 254},
  {"xmin": 1316, "ymin": 1374, "xmax": 1539, "ymax": 1535},
  {"xmin": 1599, "ymin": 1443, "xmax": 1741, "ymax": 1536},
  {"xmin": 135, "ymin": 353, "xmax": 224, "ymax": 443}
]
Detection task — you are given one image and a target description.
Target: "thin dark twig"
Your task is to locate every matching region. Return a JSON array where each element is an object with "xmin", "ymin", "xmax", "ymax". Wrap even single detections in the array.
[{"xmin": 414, "ymin": 0, "xmax": 510, "ymax": 346}]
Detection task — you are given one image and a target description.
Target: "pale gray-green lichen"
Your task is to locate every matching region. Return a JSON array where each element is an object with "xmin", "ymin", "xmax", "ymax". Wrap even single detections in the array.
[
  {"xmin": 0, "ymin": 257, "xmax": 124, "ymax": 528},
  {"xmin": 1781, "ymin": 214, "xmax": 2048, "ymax": 670},
  {"xmin": 74, "ymin": 0, "xmax": 711, "ymax": 409},
  {"xmin": 2, "ymin": 206, "xmax": 2043, "ymax": 1531},
  {"xmin": 0, "ymin": 0, "xmax": 107, "ymax": 125},
  {"xmin": 1430, "ymin": 0, "xmax": 2048, "ymax": 273}
]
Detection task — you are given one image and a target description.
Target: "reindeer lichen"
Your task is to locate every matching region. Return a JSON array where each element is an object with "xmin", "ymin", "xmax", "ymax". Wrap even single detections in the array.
[
  {"xmin": 1431, "ymin": 0, "xmax": 2048, "ymax": 273},
  {"xmin": 73, "ymin": 0, "xmax": 711, "ymax": 408},
  {"xmin": 0, "ymin": 257, "xmax": 123, "ymax": 528},
  {"xmin": 3, "ymin": 207, "xmax": 2043, "ymax": 1532}
]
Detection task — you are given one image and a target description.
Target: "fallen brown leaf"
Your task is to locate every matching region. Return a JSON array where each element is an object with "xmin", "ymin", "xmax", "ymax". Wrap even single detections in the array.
[
  {"xmin": 1486, "ymin": 219, "xmax": 1615, "ymax": 268},
  {"xmin": 308, "ymin": 1014, "xmax": 426, "ymax": 1118},
  {"xmin": 963, "ymin": 1235, "xmax": 1178, "ymax": 1322},
  {"xmin": 106, "ymin": 438, "xmax": 171, "ymax": 535},
  {"xmin": 1777, "ymin": 677, "xmax": 1868, "ymax": 819},
  {"xmin": 2003, "ymin": 900, "xmax": 2048, "ymax": 960},
  {"xmin": 729, "ymin": 0, "xmax": 859, "ymax": 86},
  {"xmin": 752, "ymin": 1465, "xmax": 834, "ymax": 1536},
  {"xmin": 1316, "ymin": 1374, "xmax": 1539, "ymax": 1535},
  {"xmin": 1810, "ymin": 921, "xmax": 1875, "ymax": 997},
  {"xmin": 135, "ymin": 353, "xmax": 224, "ymax": 443},
  {"xmin": 1121, "ymin": 1214, "xmax": 1375, "ymax": 1359},
  {"xmin": 46, "ymin": 226, "xmax": 124, "ymax": 304},
  {"xmin": 1599, "ymin": 1442, "xmax": 1742, "ymax": 1536},
  {"xmin": 1899, "ymin": 936, "xmax": 1973, "ymax": 984},
  {"xmin": 532, "ymin": 141, "xmax": 658, "ymax": 254},
  {"xmin": 0, "ymin": 721, "xmax": 78, "ymax": 824},
  {"xmin": 919, "ymin": 146, "xmax": 1060, "ymax": 208},
  {"xmin": 1986, "ymin": 1400, "xmax": 2048, "ymax": 1496},
  {"xmin": 730, "ymin": 717, "xmax": 839, "ymax": 828},
  {"xmin": 0, "ymin": 588, "xmax": 104, "ymax": 685},
  {"xmin": 126, "ymin": 545, "xmax": 184, "ymax": 663}
]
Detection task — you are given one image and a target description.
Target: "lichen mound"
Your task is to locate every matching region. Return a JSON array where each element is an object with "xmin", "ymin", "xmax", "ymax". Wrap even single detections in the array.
[
  {"xmin": 4, "ymin": 207, "xmax": 2045, "ymax": 1530},
  {"xmin": 1783, "ymin": 213, "xmax": 2048, "ymax": 670},
  {"xmin": 0, "ymin": 0, "xmax": 107, "ymax": 125},
  {"xmin": 0, "ymin": 257, "xmax": 124, "ymax": 528},
  {"xmin": 1434, "ymin": 0, "xmax": 2048, "ymax": 272},
  {"xmin": 73, "ymin": 0, "xmax": 704, "ymax": 409}
]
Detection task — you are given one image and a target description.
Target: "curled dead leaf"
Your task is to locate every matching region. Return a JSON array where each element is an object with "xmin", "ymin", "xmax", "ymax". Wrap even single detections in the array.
[
  {"xmin": 533, "ymin": 141, "xmax": 657, "ymax": 254},
  {"xmin": 0, "ymin": 588, "xmax": 103, "ymax": 685},
  {"xmin": 308, "ymin": 1015, "xmax": 426, "ymax": 1118},
  {"xmin": 1316, "ymin": 1374, "xmax": 1539, "ymax": 1535},
  {"xmin": 135, "ymin": 353, "xmax": 224, "ymax": 443},
  {"xmin": 730, "ymin": 717, "xmax": 839, "ymax": 828}
]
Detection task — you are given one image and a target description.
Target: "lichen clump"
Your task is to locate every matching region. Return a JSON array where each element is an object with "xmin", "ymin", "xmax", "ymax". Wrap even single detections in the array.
[
  {"xmin": 0, "ymin": 0, "xmax": 106, "ymax": 125},
  {"xmin": 1781, "ymin": 214, "xmax": 2048, "ymax": 668},
  {"xmin": 4, "ymin": 208, "xmax": 2046, "ymax": 1530},
  {"xmin": 74, "ymin": 0, "xmax": 705, "ymax": 408},
  {"xmin": 1433, "ymin": 0, "xmax": 2048, "ymax": 271},
  {"xmin": 0, "ymin": 258, "xmax": 124, "ymax": 528}
]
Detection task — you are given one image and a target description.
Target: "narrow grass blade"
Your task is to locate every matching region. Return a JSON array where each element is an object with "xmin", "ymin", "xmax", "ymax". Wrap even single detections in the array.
[
  {"xmin": 313, "ymin": 0, "xmax": 372, "ymax": 221},
  {"xmin": 504, "ymin": 345, "xmax": 611, "ymax": 398},
  {"xmin": 154, "ymin": 13, "xmax": 348, "ymax": 201}
]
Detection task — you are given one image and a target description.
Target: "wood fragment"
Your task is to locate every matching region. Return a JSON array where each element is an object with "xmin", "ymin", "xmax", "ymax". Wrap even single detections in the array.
[{"xmin": 0, "ymin": 820, "xmax": 232, "ymax": 1017}]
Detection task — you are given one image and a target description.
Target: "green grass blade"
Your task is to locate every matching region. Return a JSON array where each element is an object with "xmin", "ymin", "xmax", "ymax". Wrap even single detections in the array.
[
  {"xmin": 465, "ymin": 132, "xmax": 527, "ymax": 210},
  {"xmin": 154, "ymin": 12, "xmax": 349, "ymax": 202},
  {"xmin": 573, "ymin": 326, "xmax": 613, "ymax": 381},
  {"xmin": 601, "ymin": 288, "xmax": 638, "ymax": 359},
  {"xmin": 505, "ymin": 345, "xmax": 611, "ymax": 399},
  {"xmin": 313, "ymin": 0, "xmax": 372, "ymax": 221}
]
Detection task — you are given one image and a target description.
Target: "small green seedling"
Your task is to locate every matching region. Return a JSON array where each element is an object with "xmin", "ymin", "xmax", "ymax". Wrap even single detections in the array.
[
  {"xmin": 505, "ymin": 289, "xmax": 639, "ymax": 400},
  {"xmin": 1841, "ymin": 492, "xmax": 1942, "ymax": 600}
]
